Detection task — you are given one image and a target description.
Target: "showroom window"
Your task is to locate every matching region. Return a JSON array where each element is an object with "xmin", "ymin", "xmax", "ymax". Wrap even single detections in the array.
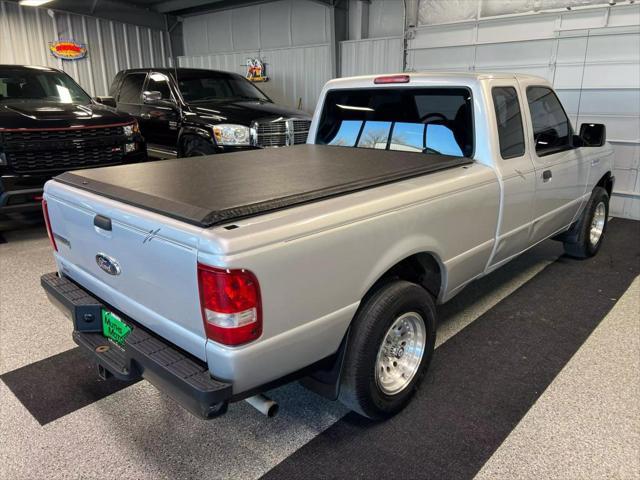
[
  {"xmin": 316, "ymin": 88, "xmax": 473, "ymax": 158},
  {"xmin": 492, "ymin": 87, "xmax": 525, "ymax": 159},
  {"xmin": 118, "ymin": 73, "xmax": 146, "ymax": 104},
  {"xmin": 526, "ymin": 86, "xmax": 572, "ymax": 156}
]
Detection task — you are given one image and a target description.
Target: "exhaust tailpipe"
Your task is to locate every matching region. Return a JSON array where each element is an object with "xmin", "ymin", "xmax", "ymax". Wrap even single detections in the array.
[{"xmin": 245, "ymin": 394, "xmax": 279, "ymax": 417}]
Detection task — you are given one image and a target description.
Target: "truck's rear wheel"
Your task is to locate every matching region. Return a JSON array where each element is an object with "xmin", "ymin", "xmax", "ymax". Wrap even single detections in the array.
[
  {"xmin": 563, "ymin": 186, "xmax": 609, "ymax": 259},
  {"xmin": 338, "ymin": 280, "xmax": 436, "ymax": 419}
]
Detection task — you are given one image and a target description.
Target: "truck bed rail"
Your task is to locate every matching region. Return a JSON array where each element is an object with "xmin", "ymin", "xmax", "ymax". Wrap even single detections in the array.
[{"xmin": 54, "ymin": 144, "xmax": 471, "ymax": 228}]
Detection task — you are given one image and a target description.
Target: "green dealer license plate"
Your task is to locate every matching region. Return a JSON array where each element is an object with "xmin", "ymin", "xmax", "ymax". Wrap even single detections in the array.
[{"xmin": 101, "ymin": 309, "xmax": 131, "ymax": 346}]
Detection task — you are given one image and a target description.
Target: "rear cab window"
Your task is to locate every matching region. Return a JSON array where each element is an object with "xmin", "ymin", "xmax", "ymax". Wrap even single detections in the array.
[{"xmin": 316, "ymin": 88, "xmax": 474, "ymax": 158}]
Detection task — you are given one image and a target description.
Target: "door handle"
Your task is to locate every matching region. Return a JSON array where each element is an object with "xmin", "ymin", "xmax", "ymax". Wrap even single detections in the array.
[
  {"xmin": 542, "ymin": 170, "xmax": 552, "ymax": 181},
  {"xmin": 140, "ymin": 113, "xmax": 151, "ymax": 119}
]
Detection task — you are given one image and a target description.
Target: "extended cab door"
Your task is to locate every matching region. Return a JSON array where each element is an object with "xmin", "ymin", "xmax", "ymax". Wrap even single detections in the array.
[
  {"xmin": 522, "ymin": 83, "xmax": 590, "ymax": 243},
  {"xmin": 487, "ymin": 82, "xmax": 537, "ymax": 267},
  {"xmin": 140, "ymin": 72, "xmax": 180, "ymax": 154}
]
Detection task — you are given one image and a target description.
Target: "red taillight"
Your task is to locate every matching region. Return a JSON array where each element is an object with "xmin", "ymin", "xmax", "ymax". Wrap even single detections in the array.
[
  {"xmin": 197, "ymin": 263, "xmax": 262, "ymax": 346},
  {"xmin": 374, "ymin": 74, "xmax": 410, "ymax": 84},
  {"xmin": 41, "ymin": 198, "xmax": 57, "ymax": 252}
]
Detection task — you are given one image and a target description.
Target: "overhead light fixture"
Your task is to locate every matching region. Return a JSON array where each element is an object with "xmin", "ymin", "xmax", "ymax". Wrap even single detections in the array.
[{"xmin": 19, "ymin": 0, "xmax": 54, "ymax": 6}]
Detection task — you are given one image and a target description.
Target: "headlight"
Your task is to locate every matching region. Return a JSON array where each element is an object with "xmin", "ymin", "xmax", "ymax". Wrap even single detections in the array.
[
  {"xmin": 212, "ymin": 124, "xmax": 251, "ymax": 146},
  {"xmin": 123, "ymin": 121, "xmax": 139, "ymax": 136}
]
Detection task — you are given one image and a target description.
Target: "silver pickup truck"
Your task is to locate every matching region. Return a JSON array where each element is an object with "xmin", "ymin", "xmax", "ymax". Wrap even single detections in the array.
[{"xmin": 41, "ymin": 72, "xmax": 613, "ymax": 420}]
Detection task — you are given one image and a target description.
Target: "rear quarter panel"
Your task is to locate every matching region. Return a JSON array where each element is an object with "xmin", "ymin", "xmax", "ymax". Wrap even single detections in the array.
[{"xmin": 200, "ymin": 164, "xmax": 499, "ymax": 392}]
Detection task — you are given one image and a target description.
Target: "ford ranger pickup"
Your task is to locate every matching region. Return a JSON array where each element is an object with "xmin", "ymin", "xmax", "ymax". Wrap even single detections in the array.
[{"xmin": 40, "ymin": 72, "xmax": 614, "ymax": 420}]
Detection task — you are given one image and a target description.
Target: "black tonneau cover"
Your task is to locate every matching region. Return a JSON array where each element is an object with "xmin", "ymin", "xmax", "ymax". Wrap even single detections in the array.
[{"xmin": 55, "ymin": 144, "xmax": 471, "ymax": 228}]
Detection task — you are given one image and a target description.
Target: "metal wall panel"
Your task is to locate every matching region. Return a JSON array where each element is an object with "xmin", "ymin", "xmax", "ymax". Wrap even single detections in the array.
[
  {"xmin": 178, "ymin": 43, "xmax": 331, "ymax": 113},
  {"xmin": 340, "ymin": 36, "xmax": 404, "ymax": 77},
  {"xmin": 181, "ymin": 0, "xmax": 330, "ymax": 56},
  {"xmin": 368, "ymin": 0, "xmax": 404, "ymax": 38},
  {"xmin": 179, "ymin": 0, "xmax": 332, "ymax": 114},
  {"xmin": 0, "ymin": 0, "xmax": 171, "ymax": 96},
  {"xmin": 407, "ymin": 4, "xmax": 640, "ymax": 219}
]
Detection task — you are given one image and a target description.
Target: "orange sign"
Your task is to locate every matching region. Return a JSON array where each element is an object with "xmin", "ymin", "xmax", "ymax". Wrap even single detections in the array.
[{"xmin": 49, "ymin": 40, "xmax": 87, "ymax": 60}]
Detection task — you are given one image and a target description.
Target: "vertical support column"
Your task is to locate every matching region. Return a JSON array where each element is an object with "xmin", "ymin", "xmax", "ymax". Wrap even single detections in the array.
[{"xmin": 331, "ymin": 0, "xmax": 348, "ymax": 78}]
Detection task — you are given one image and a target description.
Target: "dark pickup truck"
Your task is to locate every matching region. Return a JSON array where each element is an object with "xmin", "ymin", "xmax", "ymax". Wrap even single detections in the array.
[
  {"xmin": 0, "ymin": 65, "xmax": 147, "ymax": 229},
  {"xmin": 107, "ymin": 68, "xmax": 311, "ymax": 158}
]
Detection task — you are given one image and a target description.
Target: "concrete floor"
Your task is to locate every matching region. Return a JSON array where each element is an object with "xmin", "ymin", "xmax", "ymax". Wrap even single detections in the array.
[{"xmin": 0, "ymin": 224, "xmax": 638, "ymax": 479}]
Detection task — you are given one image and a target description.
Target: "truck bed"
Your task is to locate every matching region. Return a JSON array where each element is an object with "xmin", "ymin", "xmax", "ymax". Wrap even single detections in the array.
[{"xmin": 55, "ymin": 144, "xmax": 471, "ymax": 228}]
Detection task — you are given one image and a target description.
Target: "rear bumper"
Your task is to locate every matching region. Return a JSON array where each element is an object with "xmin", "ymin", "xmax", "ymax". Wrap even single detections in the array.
[{"xmin": 41, "ymin": 272, "xmax": 232, "ymax": 419}]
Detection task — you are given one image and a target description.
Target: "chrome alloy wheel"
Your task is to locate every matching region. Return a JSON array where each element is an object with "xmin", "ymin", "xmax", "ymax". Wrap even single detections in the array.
[
  {"xmin": 375, "ymin": 312, "xmax": 426, "ymax": 396},
  {"xmin": 590, "ymin": 201, "xmax": 606, "ymax": 247}
]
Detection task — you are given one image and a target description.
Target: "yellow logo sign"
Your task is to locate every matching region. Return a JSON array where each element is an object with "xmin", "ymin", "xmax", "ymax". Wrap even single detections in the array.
[{"xmin": 49, "ymin": 40, "xmax": 87, "ymax": 60}]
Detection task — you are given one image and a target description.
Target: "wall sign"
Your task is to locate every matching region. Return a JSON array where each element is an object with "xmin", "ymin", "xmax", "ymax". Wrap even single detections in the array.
[
  {"xmin": 246, "ymin": 58, "xmax": 268, "ymax": 82},
  {"xmin": 49, "ymin": 40, "xmax": 87, "ymax": 60}
]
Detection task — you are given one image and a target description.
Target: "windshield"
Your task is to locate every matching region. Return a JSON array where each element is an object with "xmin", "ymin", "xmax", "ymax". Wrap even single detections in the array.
[
  {"xmin": 0, "ymin": 68, "xmax": 91, "ymax": 104},
  {"xmin": 316, "ymin": 88, "xmax": 473, "ymax": 158},
  {"xmin": 176, "ymin": 71, "xmax": 270, "ymax": 103}
]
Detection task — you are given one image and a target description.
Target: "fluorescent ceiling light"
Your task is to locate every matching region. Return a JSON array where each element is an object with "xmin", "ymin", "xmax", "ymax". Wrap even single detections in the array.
[
  {"xmin": 337, "ymin": 104, "xmax": 374, "ymax": 112},
  {"xmin": 19, "ymin": 0, "xmax": 54, "ymax": 6}
]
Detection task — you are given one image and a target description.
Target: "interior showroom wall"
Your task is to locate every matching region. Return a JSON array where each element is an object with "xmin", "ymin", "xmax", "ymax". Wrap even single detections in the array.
[
  {"xmin": 0, "ymin": 0, "xmax": 172, "ymax": 97},
  {"xmin": 178, "ymin": 0, "xmax": 639, "ymax": 219},
  {"xmin": 0, "ymin": 0, "xmax": 638, "ymax": 218}
]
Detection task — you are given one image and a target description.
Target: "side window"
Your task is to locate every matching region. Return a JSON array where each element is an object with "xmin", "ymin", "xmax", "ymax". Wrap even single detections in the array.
[
  {"xmin": 145, "ymin": 72, "xmax": 172, "ymax": 101},
  {"xmin": 108, "ymin": 72, "xmax": 122, "ymax": 98},
  {"xmin": 526, "ymin": 86, "xmax": 571, "ymax": 156},
  {"xmin": 492, "ymin": 87, "xmax": 525, "ymax": 159},
  {"xmin": 118, "ymin": 73, "xmax": 146, "ymax": 104}
]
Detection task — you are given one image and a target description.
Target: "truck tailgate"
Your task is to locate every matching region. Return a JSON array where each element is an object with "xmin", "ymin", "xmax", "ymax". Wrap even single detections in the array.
[
  {"xmin": 54, "ymin": 144, "xmax": 471, "ymax": 228},
  {"xmin": 44, "ymin": 181, "xmax": 207, "ymax": 360}
]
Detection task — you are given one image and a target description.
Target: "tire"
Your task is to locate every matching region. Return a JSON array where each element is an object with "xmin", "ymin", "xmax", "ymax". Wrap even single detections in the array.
[
  {"xmin": 338, "ymin": 280, "xmax": 437, "ymax": 420},
  {"xmin": 181, "ymin": 136, "xmax": 216, "ymax": 157},
  {"xmin": 563, "ymin": 186, "xmax": 609, "ymax": 259}
]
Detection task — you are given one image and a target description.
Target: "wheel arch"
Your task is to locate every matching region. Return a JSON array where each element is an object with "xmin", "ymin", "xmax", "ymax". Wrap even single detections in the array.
[
  {"xmin": 364, "ymin": 251, "xmax": 445, "ymax": 303},
  {"xmin": 595, "ymin": 171, "xmax": 614, "ymax": 197},
  {"xmin": 177, "ymin": 126, "xmax": 215, "ymax": 156}
]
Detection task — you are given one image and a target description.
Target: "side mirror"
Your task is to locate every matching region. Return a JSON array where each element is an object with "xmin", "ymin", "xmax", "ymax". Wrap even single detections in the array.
[
  {"xmin": 95, "ymin": 96, "xmax": 116, "ymax": 108},
  {"xmin": 142, "ymin": 90, "xmax": 162, "ymax": 104},
  {"xmin": 142, "ymin": 90, "xmax": 175, "ymax": 108},
  {"xmin": 579, "ymin": 123, "xmax": 606, "ymax": 147}
]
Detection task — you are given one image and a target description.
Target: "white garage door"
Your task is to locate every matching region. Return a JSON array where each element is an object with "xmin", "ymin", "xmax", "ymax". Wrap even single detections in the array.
[{"xmin": 406, "ymin": 4, "xmax": 640, "ymax": 219}]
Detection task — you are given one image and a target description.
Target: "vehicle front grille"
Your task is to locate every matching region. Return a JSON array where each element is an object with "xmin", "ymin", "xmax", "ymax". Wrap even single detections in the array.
[
  {"xmin": 2, "ymin": 125, "xmax": 128, "ymax": 173},
  {"xmin": 6, "ymin": 147, "xmax": 124, "ymax": 174},
  {"xmin": 256, "ymin": 119, "xmax": 310, "ymax": 148},
  {"xmin": 3, "ymin": 125, "xmax": 124, "ymax": 142}
]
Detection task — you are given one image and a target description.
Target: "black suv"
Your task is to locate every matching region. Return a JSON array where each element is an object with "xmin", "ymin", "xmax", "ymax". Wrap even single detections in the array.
[
  {"xmin": 107, "ymin": 68, "xmax": 311, "ymax": 158},
  {"xmin": 0, "ymin": 65, "xmax": 146, "ymax": 229}
]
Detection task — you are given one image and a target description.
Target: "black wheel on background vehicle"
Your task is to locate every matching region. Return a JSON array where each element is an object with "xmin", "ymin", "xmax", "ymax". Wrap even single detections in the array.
[
  {"xmin": 338, "ymin": 280, "xmax": 437, "ymax": 419},
  {"xmin": 563, "ymin": 186, "xmax": 609, "ymax": 259},
  {"xmin": 182, "ymin": 136, "xmax": 216, "ymax": 157}
]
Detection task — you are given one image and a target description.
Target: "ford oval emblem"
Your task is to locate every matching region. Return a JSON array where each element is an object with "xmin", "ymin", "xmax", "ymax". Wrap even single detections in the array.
[{"xmin": 96, "ymin": 253, "xmax": 121, "ymax": 276}]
